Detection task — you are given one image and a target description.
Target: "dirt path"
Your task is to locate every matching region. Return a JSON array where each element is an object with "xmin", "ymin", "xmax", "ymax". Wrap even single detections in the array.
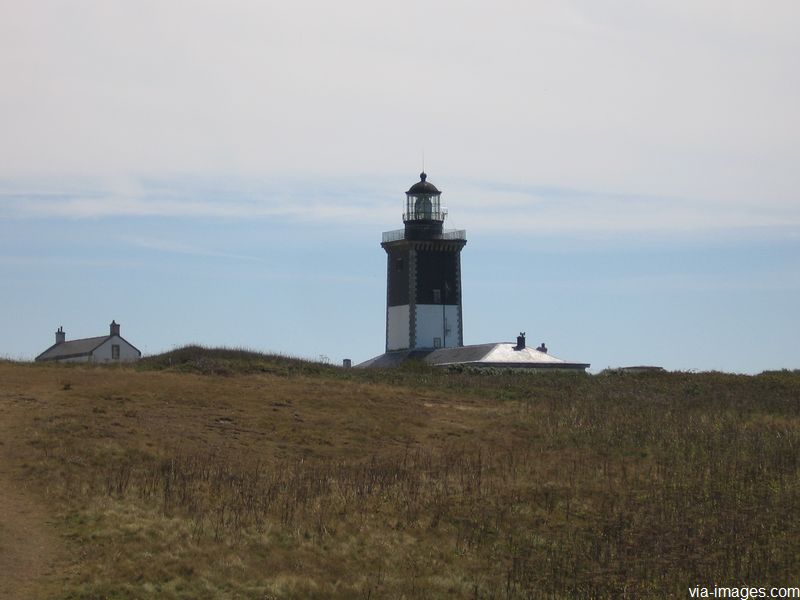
[{"xmin": 0, "ymin": 394, "xmax": 64, "ymax": 600}]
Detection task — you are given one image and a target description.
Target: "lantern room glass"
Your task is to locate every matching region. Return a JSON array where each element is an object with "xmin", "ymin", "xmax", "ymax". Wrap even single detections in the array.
[{"xmin": 404, "ymin": 193, "xmax": 444, "ymax": 222}]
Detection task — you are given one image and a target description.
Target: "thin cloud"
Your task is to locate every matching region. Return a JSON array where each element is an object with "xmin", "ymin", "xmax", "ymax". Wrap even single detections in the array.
[
  {"xmin": 1, "ymin": 1, "xmax": 797, "ymax": 212},
  {"xmin": 0, "ymin": 255, "xmax": 144, "ymax": 269},
  {"xmin": 471, "ymin": 267, "xmax": 800, "ymax": 294},
  {"xmin": 125, "ymin": 236, "xmax": 264, "ymax": 262},
  {"xmin": 2, "ymin": 176, "xmax": 798, "ymax": 237}
]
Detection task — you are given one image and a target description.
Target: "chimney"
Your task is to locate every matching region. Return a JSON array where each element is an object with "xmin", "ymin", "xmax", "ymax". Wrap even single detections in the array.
[
  {"xmin": 55, "ymin": 326, "xmax": 65, "ymax": 345},
  {"xmin": 110, "ymin": 320, "xmax": 120, "ymax": 337},
  {"xmin": 515, "ymin": 331, "xmax": 526, "ymax": 350}
]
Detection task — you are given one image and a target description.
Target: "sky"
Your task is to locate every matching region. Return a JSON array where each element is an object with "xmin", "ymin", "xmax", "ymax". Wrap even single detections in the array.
[{"xmin": 1, "ymin": 0, "xmax": 798, "ymax": 373}]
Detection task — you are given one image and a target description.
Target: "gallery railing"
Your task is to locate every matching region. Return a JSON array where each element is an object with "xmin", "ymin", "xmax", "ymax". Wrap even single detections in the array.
[{"xmin": 382, "ymin": 228, "xmax": 467, "ymax": 243}]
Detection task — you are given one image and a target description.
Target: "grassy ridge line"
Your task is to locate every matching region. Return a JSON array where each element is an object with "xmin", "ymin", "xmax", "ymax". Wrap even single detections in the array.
[
  {"xmin": 137, "ymin": 345, "xmax": 337, "ymax": 376},
  {"xmin": 138, "ymin": 345, "xmax": 800, "ymax": 407},
  {"xmin": 1, "ymin": 352, "xmax": 799, "ymax": 598}
]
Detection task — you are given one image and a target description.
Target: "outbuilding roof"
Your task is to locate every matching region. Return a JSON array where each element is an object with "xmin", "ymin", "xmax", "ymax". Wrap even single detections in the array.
[{"xmin": 356, "ymin": 342, "xmax": 589, "ymax": 370}]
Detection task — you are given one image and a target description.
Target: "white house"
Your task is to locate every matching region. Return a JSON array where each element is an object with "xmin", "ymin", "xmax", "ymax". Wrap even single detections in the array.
[{"xmin": 35, "ymin": 321, "xmax": 142, "ymax": 363}]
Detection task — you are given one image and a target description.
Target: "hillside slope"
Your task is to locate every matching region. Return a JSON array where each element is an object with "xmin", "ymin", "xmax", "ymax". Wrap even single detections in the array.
[{"xmin": 1, "ymin": 350, "xmax": 798, "ymax": 599}]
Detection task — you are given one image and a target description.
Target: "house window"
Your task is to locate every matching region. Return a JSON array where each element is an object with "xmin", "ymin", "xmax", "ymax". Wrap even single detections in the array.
[
  {"xmin": 433, "ymin": 337, "xmax": 442, "ymax": 348},
  {"xmin": 432, "ymin": 289, "xmax": 441, "ymax": 303},
  {"xmin": 112, "ymin": 344, "xmax": 120, "ymax": 360}
]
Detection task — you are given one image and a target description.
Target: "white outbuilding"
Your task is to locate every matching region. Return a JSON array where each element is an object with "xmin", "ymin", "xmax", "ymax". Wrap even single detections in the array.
[{"xmin": 35, "ymin": 321, "xmax": 142, "ymax": 363}]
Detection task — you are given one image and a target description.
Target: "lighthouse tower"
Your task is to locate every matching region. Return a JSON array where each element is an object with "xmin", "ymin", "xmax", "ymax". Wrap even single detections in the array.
[
  {"xmin": 382, "ymin": 173, "xmax": 467, "ymax": 351},
  {"xmin": 357, "ymin": 172, "xmax": 588, "ymax": 371}
]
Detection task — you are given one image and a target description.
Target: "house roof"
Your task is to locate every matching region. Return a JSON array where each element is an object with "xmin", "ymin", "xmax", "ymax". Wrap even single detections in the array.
[
  {"xmin": 356, "ymin": 343, "xmax": 589, "ymax": 370},
  {"xmin": 35, "ymin": 335, "xmax": 142, "ymax": 362},
  {"xmin": 36, "ymin": 336, "xmax": 109, "ymax": 361}
]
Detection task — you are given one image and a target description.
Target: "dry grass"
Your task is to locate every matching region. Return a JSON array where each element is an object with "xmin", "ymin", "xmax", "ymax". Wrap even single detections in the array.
[{"xmin": 1, "ymin": 349, "xmax": 799, "ymax": 598}]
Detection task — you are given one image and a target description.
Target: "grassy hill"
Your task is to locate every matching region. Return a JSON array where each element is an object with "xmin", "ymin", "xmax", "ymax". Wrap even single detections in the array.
[{"xmin": 1, "ymin": 348, "xmax": 799, "ymax": 599}]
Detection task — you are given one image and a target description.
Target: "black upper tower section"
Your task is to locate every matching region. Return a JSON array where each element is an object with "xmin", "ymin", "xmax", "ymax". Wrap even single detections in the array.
[{"xmin": 403, "ymin": 172, "xmax": 445, "ymax": 240}]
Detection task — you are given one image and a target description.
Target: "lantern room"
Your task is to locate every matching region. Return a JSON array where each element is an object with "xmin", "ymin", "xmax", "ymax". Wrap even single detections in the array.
[{"xmin": 403, "ymin": 172, "xmax": 446, "ymax": 239}]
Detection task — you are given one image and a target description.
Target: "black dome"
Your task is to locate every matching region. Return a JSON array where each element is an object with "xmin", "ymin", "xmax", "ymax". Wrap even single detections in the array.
[{"xmin": 407, "ymin": 172, "xmax": 440, "ymax": 194}]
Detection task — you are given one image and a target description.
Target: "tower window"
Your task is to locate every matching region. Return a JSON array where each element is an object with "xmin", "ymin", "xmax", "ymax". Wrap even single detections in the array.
[
  {"xmin": 432, "ymin": 289, "xmax": 441, "ymax": 303},
  {"xmin": 396, "ymin": 257, "xmax": 404, "ymax": 271}
]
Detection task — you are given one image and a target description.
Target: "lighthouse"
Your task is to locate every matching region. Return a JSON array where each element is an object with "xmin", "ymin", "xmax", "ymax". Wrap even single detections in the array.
[
  {"xmin": 357, "ymin": 172, "xmax": 589, "ymax": 372},
  {"xmin": 382, "ymin": 172, "xmax": 467, "ymax": 351}
]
